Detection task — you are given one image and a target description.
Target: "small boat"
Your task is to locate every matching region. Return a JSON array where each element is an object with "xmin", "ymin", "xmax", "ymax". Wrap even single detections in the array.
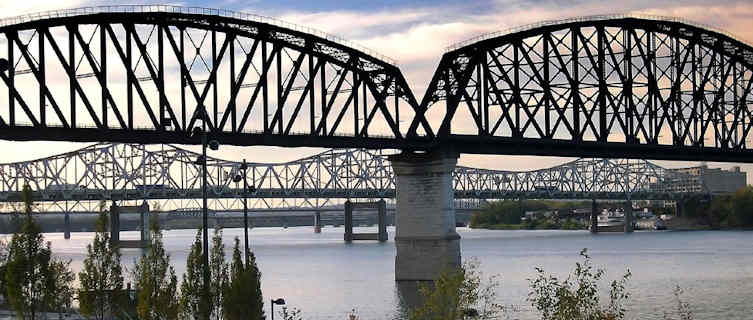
[
  {"xmin": 654, "ymin": 218, "xmax": 666, "ymax": 230},
  {"xmin": 597, "ymin": 217, "xmax": 625, "ymax": 232}
]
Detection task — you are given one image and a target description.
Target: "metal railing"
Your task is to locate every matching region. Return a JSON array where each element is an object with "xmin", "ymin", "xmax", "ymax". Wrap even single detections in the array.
[
  {"xmin": 445, "ymin": 13, "xmax": 753, "ymax": 53},
  {"xmin": 0, "ymin": 5, "xmax": 397, "ymax": 65}
]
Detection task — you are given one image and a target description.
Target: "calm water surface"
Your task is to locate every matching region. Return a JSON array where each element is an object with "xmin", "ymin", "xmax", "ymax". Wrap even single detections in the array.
[{"xmin": 36, "ymin": 227, "xmax": 753, "ymax": 320}]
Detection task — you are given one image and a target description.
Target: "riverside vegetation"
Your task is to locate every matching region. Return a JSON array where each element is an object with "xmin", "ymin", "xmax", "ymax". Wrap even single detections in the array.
[
  {"xmin": 0, "ymin": 184, "xmax": 701, "ymax": 319},
  {"xmin": 470, "ymin": 186, "xmax": 753, "ymax": 231},
  {"xmin": 469, "ymin": 200, "xmax": 592, "ymax": 230}
]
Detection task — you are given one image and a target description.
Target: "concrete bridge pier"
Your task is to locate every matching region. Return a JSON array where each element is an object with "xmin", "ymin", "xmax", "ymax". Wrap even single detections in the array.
[
  {"xmin": 110, "ymin": 202, "xmax": 150, "ymax": 248},
  {"xmin": 314, "ymin": 211, "xmax": 322, "ymax": 233},
  {"xmin": 590, "ymin": 199, "xmax": 598, "ymax": 233},
  {"xmin": 624, "ymin": 200, "xmax": 634, "ymax": 233},
  {"xmin": 389, "ymin": 150, "xmax": 461, "ymax": 281},
  {"xmin": 64, "ymin": 212, "xmax": 71, "ymax": 240}
]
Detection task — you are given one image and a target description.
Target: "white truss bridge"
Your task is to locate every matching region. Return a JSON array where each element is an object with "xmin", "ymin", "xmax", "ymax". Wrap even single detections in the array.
[{"xmin": 0, "ymin": 143, "xmax": 705, "ymax": 213}]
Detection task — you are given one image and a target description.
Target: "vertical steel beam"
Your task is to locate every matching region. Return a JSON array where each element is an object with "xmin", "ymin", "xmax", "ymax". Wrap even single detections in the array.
[
  {"xmin": 212, "ymin": 30, "xmax": 218, "ymax": 127},
  {"xmin": 39, "ymin": 28, "xmax": 46, "ymax": 126},
  {"xmin": 69, "ymin": 27, "xmax": 76, "ymax": 128},
  {"xmin": 180, "ymin": 28, "xmax": 186, "ymax": 131},
  {"xmin": 7, "ymin": 32, "xmax": 14, "ymax": 125},
  {"xmin": 571, "ymin": 28, "xmax": 580, "ymax": 140},
  {"xmin": 598, "ymin": 27, "xmax": 607, "ymax": 142},
  {"xmin": 127, "ymin": 26, "xmax": 133, "ymax": 129},
  {"xmin": 158, "ymin": 25, "xmax": 164, "ymax": 129},
  {"xmin": 101, "ymin": 25, "xmax": 107, "ymax": 127},
  {"xmin": 262, "ymin": 41, "xmax": 269, "ymax": 132},
  {"xmin": 229, "ymin": 37, "xmax": 236, "ymax": 132}
]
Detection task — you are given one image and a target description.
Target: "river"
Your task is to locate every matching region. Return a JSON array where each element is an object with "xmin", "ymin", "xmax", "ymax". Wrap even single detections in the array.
[{"xmin": 31, "ymin": 227, "xmax": 753, "ymax": 319}]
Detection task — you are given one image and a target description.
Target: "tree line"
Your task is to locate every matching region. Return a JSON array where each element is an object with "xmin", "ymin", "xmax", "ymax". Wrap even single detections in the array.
[
  {"xmin": 679, "ymin": 186, "xmax": 753, "ymax": 229},
  {"xmin": 469, "ymin": 200, "xmax": 592, "ymax": 229},
  {"xmin": 0, "ymin": 184, "xmax": 266, "ymax": 320}
]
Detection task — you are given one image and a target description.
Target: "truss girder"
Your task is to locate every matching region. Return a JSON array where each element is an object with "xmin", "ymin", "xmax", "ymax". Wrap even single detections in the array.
[
  {"xmin": 0, "ymin": 8, "xmax": 431, "ymax": 149},
  {"xmin": 416, "ymin": 17, "xmax": 753, "ymax": 162}
]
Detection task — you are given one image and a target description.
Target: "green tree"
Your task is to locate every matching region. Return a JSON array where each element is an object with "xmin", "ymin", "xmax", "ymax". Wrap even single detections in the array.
[
  {"xmin": 210, "ymin": 228, "xmax": 229, "ymax": 320},
  {"xmin": 78, "ymin": 210, "xmax": 125, "ymax": 319},
  {"xmin": 730, "ymin": 186, "xmax": 753, "ymax": 227},
  {"xmin": 410, "ymin": 259, "xmax": 503, "ymax": 320},
  {"xmin": 5, "ymin": 184, "xmax": 74, "ymax": 319},
  {"xmin": 46, "ymin": 258, "xmax": 75, "ymax": 317},
  {"xmin": 528, "ymin": 249, "xmax": 631, "ymax": 320},
  {"xmin": 181, "ymin": 230, "xmax": 210, "ymax": 320},
  {"xmin": 223, "ymin": 237, "xmax": 265, "ymax": 320},
  {"xmin": 181, "ymin": 227, "xmax": 230, "ymax": 320},
  {"xmin": 132, "ymin": 217, "xmax": 180, "ymax": 320}
]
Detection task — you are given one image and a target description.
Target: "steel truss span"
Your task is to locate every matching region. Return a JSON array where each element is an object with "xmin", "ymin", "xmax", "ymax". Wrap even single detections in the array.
[
  {"xmin": 1, "ymin": 8, "xmax": 753, "ymax": 162},
  {"xmin": 416, "ymin": 15, "xmax": 753, "ymax": 162},
  {"xmin": 0, "ymin": 5, "xmax": 429, "ymax": 149},
  {"xmin": 0, "ymin": 143, "xmax": 702, "ymax": 212}
]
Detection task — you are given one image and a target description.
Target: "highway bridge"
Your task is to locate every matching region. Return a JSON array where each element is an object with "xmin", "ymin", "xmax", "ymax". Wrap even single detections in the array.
[{"xmin": 0, "ymin": 143, "xmax": 705, "ymax": 213}]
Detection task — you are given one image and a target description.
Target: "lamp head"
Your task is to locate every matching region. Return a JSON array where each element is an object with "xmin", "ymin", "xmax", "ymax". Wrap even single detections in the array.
[
  {"xmin": 208, "ymin": 140, "xmax": 220, "ymax": 151},
  {"xmin": 190, "ymin": 126, "xmax": 203, "ymax": 137},
  {"xmin": 272, "ymin": 298, "xmax": 286, "ymax": 305},
  {"xmin": 232, "ymin": 174, "xmax": 243, "ymax": 183}
]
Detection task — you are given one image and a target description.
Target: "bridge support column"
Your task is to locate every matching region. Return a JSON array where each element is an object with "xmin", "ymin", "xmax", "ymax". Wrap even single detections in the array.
[
  {"xmin": 64, "ymin": 212, "xmax": 71, "ymax": 240},
  {"xmin": 590, "ymin": 199, "xmax": 598, "ymax": 233},
  {"xmin": 314, "ymin": 211, "xmax": 322, "ymax": 233},
  {"xmin": 110, "ymin": 204, "xmax": 120, "ymax": 246},
  {"xmin": 378, "ymin": 199, "xmax": 388, "ymax": 242},
  {"xmin": 624, "ymin": 200, "xmax": 634, "ymax": 233},
  {"xmin": 389, "ymin": 150, "xmax": 461, "ymax": 281},
  {"xmin": 140, "ymin": 202, "xmax": 151, "ymax": 243},
  {"xmin": 344, "ymin": 201, "xmax": 353, "ymax": 241}
]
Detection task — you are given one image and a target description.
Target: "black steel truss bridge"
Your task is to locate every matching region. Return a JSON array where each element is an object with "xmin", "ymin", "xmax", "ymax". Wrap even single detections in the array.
[{"xmin": 0, "ymin": 6, "xmax": 750, "ymax": 178}]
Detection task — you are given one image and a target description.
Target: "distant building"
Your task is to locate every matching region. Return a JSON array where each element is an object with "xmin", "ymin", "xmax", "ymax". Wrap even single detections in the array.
[{"xmin": 667, "ymin": 164, "xmax": 746, "ymax": 194}]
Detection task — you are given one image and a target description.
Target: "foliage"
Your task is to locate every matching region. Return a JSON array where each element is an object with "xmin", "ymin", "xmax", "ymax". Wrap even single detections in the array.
[
  {"xmin": 181, "ymin": 229, "xmax": 210, "ymax": 320},
  {"xmin": 132, "ymin": 217, "xmax": 180, "ymax": 320},
  {"xmin": 471, "ymin": 200, "xmax": 591, "ymax": 228},
  {"xmin": 5, "ymin": 184, "xmax": 74, "ymax": 319},
  {"xmin": 527, "ymin": 249, "xmax": 631, "ymax": 320},
  {"xmin": 210, "ymin": 228, "xmax": 229, "ymax": 320},
  {"xmin": 78, "ymin": 210, "xmax": 125, "ymax": 320},
  {"xmin": 223, "ymin": 237, "xmax": 265, "ymax": 320},
  {"xmin": 729, "ymin": 186, "xmax": 753, "ymax": 227},
  {"xmin": 277, "ymin": 307, "xmax": 302, "ymax": 320},
  {"xmin": 678, "ymin": 187, "xmax": 753, "ymax": 228},
  {"xmin": 663, "ymin": 285, "xmax": 693, "ymax": 320},
  {"xmin": 410, "ymin": 259, "xmax": 503, "ymax": 320}
]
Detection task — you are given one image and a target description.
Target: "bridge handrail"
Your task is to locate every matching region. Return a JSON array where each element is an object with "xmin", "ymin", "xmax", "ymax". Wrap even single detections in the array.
[
  {"xmin": 0, "ymin": 4, "xmax": 397, "ymax": 66},
  {"xmin": 445, "ymin": 13, "xmax": 753, "ymax": 53}
]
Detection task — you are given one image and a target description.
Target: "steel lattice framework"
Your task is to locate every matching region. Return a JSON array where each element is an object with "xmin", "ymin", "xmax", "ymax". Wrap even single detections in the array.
[
  {"xmin": 0, "ymin": 6, "xmax": 430, "ymax": 149},
  {"xmin": 0, "ymin": 143, "xmax": 703, "ymax": 212},
  {"xmin": 415, "ymin": 15, "xmax": 753, "ymax": 162},
  {"xmin": 0, "ymin": 8, "xmax": 752, "ymax": 163}
]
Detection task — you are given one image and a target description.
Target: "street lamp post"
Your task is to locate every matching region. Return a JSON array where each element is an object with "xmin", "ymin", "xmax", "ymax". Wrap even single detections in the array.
[
  {"xmin": 233, "ymin": 159, "xmax": 254, "ymax": 263},
  {"xmin": 191, "ymin": 115, "xmax": 219, "ymax": 320},
  {"xmin": 270, "ymin": 298, "xmax": 286, "ymax": 320}
]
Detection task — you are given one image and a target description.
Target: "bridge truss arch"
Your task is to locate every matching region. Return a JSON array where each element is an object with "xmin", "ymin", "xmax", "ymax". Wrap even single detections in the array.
[
  {"xmin": 0, "ymin": 143, "xmax": 703, "ymax": 213},
  {"xmin": 416, "ymin": 15, "xmax": 753, "ymax": 162},
  {"xmin": 0, "ymin": 5, "xmax": 430, "ymax": 148}
]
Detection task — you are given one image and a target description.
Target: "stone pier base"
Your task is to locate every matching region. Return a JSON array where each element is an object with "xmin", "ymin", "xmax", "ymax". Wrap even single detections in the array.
[
  {"xmin": 624, "ymin": 200, "xmax": 634, "ymax": 233},
  {"xmin": 389, "ymin": 150, "xmax": 461, "ymax": 281},
  {"xmin": 590, "ymin": 199, "xmax": 598, "ymax": 233}
]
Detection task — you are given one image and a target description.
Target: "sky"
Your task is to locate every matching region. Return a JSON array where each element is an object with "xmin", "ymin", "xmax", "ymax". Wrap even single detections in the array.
[{"xmin": 0, "ymin": 0, "xmax": 752, "ymax": 178}]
